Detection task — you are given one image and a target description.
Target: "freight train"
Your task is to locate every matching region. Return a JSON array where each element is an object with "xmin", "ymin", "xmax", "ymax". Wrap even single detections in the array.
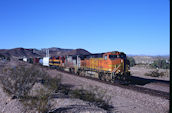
[{"xmin": 21, "ymin": 51, "xmax": 130, "ymax": 82}]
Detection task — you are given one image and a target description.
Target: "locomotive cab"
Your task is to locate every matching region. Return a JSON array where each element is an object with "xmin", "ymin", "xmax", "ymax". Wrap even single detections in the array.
[{"xmin": 103, "ymin": 52, "xmax": 129, "ymax": 76}]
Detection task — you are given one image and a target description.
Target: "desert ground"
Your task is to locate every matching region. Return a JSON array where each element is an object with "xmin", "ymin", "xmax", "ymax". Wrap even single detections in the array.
[{"xmin": 0, "ymin": 60, "xmax": 169, "ymax": 113}]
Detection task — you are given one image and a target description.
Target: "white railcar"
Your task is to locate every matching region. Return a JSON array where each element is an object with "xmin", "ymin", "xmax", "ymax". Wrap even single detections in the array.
[{"xmin": 43, "ymin": 57, "xmax": 49, "ymax": 66}]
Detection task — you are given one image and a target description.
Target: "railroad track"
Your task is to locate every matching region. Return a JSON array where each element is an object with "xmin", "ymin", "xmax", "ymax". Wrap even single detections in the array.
[
  {"xmin": 40, "ymin": 65, "xmax": 170, "ymax": 100},
  {"xmin": 74, "ymin": 74, "xmax": 169, "ymax": 100}
]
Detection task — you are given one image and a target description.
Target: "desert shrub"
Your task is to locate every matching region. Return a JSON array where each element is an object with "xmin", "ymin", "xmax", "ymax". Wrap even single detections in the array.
[
  {"xmin": 144, "ymin": 70, "xmax": 165, "ymax": 77},
  {"xmin": 127, "ymin": 57, "xmax": 136, "ymax": 67},
  {"xmin": 70, "ymin": 86, "xmax": 112, "ymax": 111},
  {"xmin": 0, "ymin": 64, "xmax": 62, "ymax": 113},
  {"xmin": 58, "ymin": 84, "xmax": 71, "ymax": 95},
  {"xmin": 19, "ymin": 74, "xmax": 61, "ymax": 113},
  {"xmin": 21, "ymin": 88, "xmax": 51, "ymax": 113},
  {"xmin": 0, "ymin": 61, "xmax": 64, "ymax": 113},
  {"xmin": 0, "ymin": 65, "xmax": 48, "ymax": 98},
  {"xmin": 6, "ymin": 57, "xmax": 11, "ymax": 61},
  {"xmin": 42, "ymin": 75, "xmax": 61, "ymax": 93},
  {"xmin": 0, "ymin": 54, "xmax": 5, "ymax": 59},
  {"xmin": 150, "ymin": 59, "xmax": 169, "ymax": 69},
  {"xmin": 0, "ymin": 63, "xmax": 113, "ymax": 112}
]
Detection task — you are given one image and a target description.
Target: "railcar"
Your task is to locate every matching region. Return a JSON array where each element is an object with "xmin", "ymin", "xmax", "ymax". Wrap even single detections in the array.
[
  {"xmin": 64, "ymin": 55, "xmax": 81, "ymax": 73},
  {"xmin": 49, "ymin": 56, "xmax": 65, "ymax": 69},
  {"xmin": 33, "ymin": 58, "xmax": 40, "ymax": 64},
  {"xmin": 43, "ymin": 57, "xmax": 49, "ymax": 66},
  {"xmin": 27, "ymin": 58, "xmax": 33, "ymax": 63}
]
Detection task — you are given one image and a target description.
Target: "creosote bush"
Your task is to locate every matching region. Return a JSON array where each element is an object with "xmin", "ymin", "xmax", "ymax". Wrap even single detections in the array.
[
  {"xmin": 0, "ymin": 65, "xmax": 48, "ymax": 98},
  {"xmin": 150, "ymin": 59, "xmax": 170, "ymax": 69},
  {"xmin": 20, "ymin": 76, "xmax": 61, "ymax": 113},
  {"xmin": 70, "ymin": 86, "xmax": 112, "ymax": 110},
  {"xmin": 144, "ymin": 70, "xmax": 165, "ymax": 77},
  {"xmin": 21, "ymin": 88, "xmax": 51, "ymax": 113},
  {"xmin": 0, "ymin": 64, "xmax": 62, "ymax": 113},
  {"xmin": 0, "ymin": 63, "xmax": 112, "ymax": 112}
]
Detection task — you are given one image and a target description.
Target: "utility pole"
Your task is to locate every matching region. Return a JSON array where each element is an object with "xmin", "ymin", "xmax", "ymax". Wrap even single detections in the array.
[{"xmin": 46, "ymin": 49, "xmax": 49, "ymax": 57}]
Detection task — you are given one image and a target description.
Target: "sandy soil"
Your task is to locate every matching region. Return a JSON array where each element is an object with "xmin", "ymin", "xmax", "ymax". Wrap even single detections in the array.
[
  {"xmin": 0, "ymin": 61, "xmax": 107, "ymax": 113},
  {"xmin": 0, "ymin": 61, "xmax": 169, "ymax": 113},
  {"xmin": 47, "ymin": 69, "xmax": 169, "ymax": 113},
  {"xmin": 130, "ymin": 65, "xmax": 169, "ymax": 93},
  {"xmin": 0, "ymin": 84, "xmax": 25, "ymax": 113},
  {"xmin": 130, "ymin": 65, "xmax": 169, "ymax": 81}
]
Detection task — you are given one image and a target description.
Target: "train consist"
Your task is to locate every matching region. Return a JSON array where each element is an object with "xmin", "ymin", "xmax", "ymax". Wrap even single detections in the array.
[{"xmin": 20, "ymin": 51, "xmax": 130, "ymax": 82}]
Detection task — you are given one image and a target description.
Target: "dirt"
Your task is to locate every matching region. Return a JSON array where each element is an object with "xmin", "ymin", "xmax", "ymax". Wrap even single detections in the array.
[
  {"xmin": 0, "ymin": 84, "xmax": 25, "ymax": 113},
  {"xmin": 0, "ymin": 61, "xmax": 169, "ymax": 113},
  {"xmin": 130, "ymin": 65, "xmax": 169, "ymax": 81},
  {"xmin": 0, "ymin": 61, "xmax": 107, "ymax": 113},
  {"xmin": 47, "ymin": 69, "xmax": 169, "ymax": 113},
  {"xmin": 130, "ymin": 65, "xmax": 169, "ymax": 93}
]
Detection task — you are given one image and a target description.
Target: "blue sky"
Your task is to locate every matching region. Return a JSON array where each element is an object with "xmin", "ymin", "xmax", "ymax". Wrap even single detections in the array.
[{"xmin": 0, "ymin": 0, "xmax": 170, "ymax": 55}]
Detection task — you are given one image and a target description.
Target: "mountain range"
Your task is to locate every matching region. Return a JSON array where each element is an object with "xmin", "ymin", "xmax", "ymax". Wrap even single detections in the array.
[
  {"xmin": 0, "ymin": 47, "xmax": 169, "ymax": 64},
  {"xmin": 0, "ymin": 47, "xmax": 91, "ymax": 58}
]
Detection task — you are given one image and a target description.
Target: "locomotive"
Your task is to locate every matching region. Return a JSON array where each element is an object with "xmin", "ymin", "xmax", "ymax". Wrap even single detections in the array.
[
  {"xmin": 79, "ymin": 51, "xmax": 130, "ymax": 81},
  {"xmin": 22, "ymin": 51, "xmax": 130, "ymax": 82}
]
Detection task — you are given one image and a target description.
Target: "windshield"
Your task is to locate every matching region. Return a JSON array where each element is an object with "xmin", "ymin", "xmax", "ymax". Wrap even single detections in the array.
[
  {"xmin": 109, "ymin": 54, "xmax": 126, "ymax": 59},
  {"xmin": 109, "ymin": 55, "xmax": 117, "ymax": 59},
  {"xmin": 120, "ymin": 54, "xmax": 126, "ymax": 58}
]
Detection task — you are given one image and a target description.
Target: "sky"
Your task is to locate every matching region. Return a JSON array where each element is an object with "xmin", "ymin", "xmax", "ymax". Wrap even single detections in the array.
[{"xmin": 0, "ymin": 0, "xmax": 170, "ymax": 55}]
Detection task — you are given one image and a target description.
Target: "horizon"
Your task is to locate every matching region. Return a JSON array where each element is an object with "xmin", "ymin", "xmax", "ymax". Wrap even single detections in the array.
[
  {"xmin": 0, "ymin": 0, "xmax": 170, "ymax": 56},
  {"xmin": 0, "ymin": 47, "xmax": 169, "ymax": 56}
]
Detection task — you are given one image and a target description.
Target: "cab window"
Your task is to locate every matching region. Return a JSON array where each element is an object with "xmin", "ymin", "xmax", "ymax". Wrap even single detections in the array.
[
  {"xmin": 109, "ymin": 55, "xmax": 117, "ymax": 60},
  {"xmin": 119, "ymin": 54, "xmax": 126, "ymax": 58},
  {"xmin": 104, "ymin": 55, "xmax": 107, "ymax": 60}
]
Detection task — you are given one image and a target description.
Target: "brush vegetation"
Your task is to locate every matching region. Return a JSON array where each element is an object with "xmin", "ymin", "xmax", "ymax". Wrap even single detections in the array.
[
  {"xmin": 0, "ymin": 64, "xmax": 112, "ymax": 112},
  {"xmin": 144, "ymin": 70, "xmax": 165, "ymax": 77}
]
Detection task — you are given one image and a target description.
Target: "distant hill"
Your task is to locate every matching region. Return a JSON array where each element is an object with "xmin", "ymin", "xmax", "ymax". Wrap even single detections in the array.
[
  {"xmin": 0, "ymin": 48, "xmax": 41, "ymax": 58},
  {"xmin": 41, "ymin": 47, "xmax": 91, "ymax": 56},
  {"xmin": 0, "ymin": 47, "xmax": 91, "ymax": 58},
  {"xmin": 0, "ymin": 48, "xmax": 168, "ymax": 64},
  {"xmin": 128, "ymin": 55, "xmax": 169, "ymax": 64},
  {"xmin": 62, "ymin": 49, "xmax": 91, "ymax": 56}
]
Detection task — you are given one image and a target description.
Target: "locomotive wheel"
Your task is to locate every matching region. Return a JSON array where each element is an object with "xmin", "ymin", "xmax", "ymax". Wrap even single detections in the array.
[
  {"xmin": 98, "ymin": 72, "xmax": 103, "ymax": 80},
  {"xmin": 76, "ymin": 70, "xmax": 80, "ymax": 75},
  {"xmin": 81, "ymin": 70, "xmax": 86, "ymax": 76},
  {"xmin": 111, "ymin": 75, "xmax": 115, "ymax": 83},
  {"xmin": 104, "ymin": 73, "xmax": 110, "ymax": 82},
  {"xmin": 114, "ymin": 74, "xmax": 121, "ymax": 81}
]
